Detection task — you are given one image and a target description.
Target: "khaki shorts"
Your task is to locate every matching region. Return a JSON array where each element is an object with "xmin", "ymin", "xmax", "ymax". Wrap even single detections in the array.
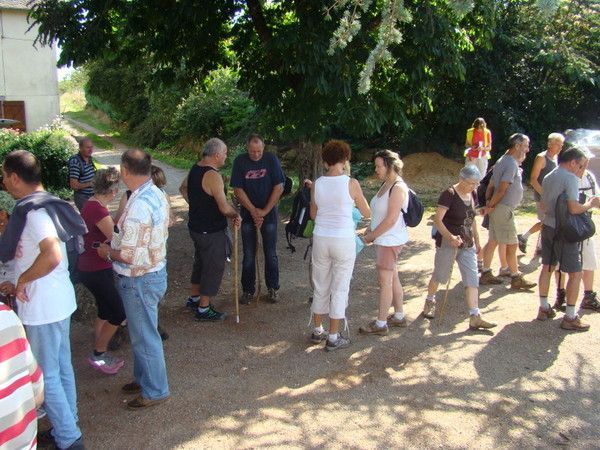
[{"xmin": 488, "ymin": 204, "xmax": 518, "ymax": 245}]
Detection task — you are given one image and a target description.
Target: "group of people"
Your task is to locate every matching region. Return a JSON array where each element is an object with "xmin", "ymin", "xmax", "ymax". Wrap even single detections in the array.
[
  {"xmin": 0, "ymin": 145, "xmax": 170, "ymax": 449},
  {"xmin": 0, "ymin": 122, "xmax": 598, "ymax": 448}
]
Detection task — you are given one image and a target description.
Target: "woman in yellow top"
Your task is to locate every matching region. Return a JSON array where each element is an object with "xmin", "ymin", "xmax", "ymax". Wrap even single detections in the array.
[{"xmin": 464, "ymin": 117, "xmax": 492, "ymax": 177}]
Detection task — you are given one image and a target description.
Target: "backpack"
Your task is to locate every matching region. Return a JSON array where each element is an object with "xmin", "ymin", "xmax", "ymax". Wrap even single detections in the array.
[
  {"xmin": 476, "ymin": 166, "xmax": 494, "ymax": 208},
  {"xmin": 402, "ymin": 188, "xmax": 424, "ymax": 227},
  {"xmin": 66, "ymin": 235, "xmax": 85, "ymax": 285},
  {"xmin": 285, "ymin": 185, "xmax": 313, "ymax": 253},
  {"xmin": 555, "ymin": 192, "xmax": 595, "ymax": 243}
]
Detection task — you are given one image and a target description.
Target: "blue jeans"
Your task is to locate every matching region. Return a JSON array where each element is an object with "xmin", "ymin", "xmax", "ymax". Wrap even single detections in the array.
[
  {"xmin": 26, "ymin": 317, "xmax": 82, "ymax": 449},
  {"xmin": 116, "ymin": 266, "xmax": 169, "ymax": 400},
  {"xmin": 241, "ymin": 220, "xmax": 279, "ymax": 293}
]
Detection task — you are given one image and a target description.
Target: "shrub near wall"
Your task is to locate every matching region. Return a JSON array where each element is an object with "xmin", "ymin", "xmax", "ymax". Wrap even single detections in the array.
[{"xmin": 0, "ymin": 128, "xmax": 76, "ymax": 198}]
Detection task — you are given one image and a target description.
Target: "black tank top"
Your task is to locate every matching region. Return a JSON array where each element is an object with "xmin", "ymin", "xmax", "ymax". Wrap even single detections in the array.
[
  {"xmin": 187, "ymin": 165, "xmax": 227, "ymax": 233},
  {"xmin": 534, "ymin": 152, "xmax": 557, "ymax": 201}
]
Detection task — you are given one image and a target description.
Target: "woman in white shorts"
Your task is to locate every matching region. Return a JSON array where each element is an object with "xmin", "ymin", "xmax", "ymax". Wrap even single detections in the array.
[
  {"xmin": 422, "ymin": 165, "xmax": 496, "ymax": 330},
  {"xmin": 360, "ymin": 150, "xmax": 410, "ymax": 336},
  {"xmin": 309, "ymin": 140, "xmax": 370, "ymax": 351}
]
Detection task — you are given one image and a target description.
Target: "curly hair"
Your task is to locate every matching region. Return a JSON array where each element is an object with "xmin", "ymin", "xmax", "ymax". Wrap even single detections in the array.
[
  {"xmin": 322, "ymin": 140, "xmax": 351, "ymax": 166},
  {"xmin": 93, "ymin": 167, "xmax": 120, "ymax": 195}
]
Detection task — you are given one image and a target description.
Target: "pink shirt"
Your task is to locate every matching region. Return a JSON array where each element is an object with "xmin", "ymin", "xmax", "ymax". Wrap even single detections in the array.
[{"xmin": 78, "ymin": 200, "xmax": 112, "ymax": 272}]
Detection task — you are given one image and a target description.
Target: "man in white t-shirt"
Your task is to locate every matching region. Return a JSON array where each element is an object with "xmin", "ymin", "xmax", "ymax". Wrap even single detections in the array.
[{"xmin": 1, "ymin": 150, "xmax": 83, "ymax": 449}]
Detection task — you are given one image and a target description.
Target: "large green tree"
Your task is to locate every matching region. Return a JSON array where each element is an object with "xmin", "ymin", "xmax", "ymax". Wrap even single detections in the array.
[{"xmin": 31, "ymin": 0, "xmax": 493, "ymax": 178}]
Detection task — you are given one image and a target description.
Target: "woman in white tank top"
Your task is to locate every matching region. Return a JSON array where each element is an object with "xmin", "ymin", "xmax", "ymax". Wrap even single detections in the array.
[
  {"xmin": 360, "ymin": 150, "xmax": 410, "ymax": 335},
  {"xmin": 309, "ymin": 140, "xmax": 370, "ymax": 351}
]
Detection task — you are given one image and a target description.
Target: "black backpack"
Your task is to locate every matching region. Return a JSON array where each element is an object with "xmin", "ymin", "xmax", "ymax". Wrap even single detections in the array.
[
  {"xmin": 66, "ymin": 235, "xmax": 85, "ymax": 285},
  {"xmin": 285, "ymin": 185, "xmax": 312, "ymax": 253},
  {"xmin": 555, "ymin": 192, "xmax": 595, "ymax": 243},
  {"xmin": 476, "ymin": 166, "xmax": 494, "ymax": 208},
  {"xmin": 402, "ymin": 188, "xmax": 424, "ymax": 227}
]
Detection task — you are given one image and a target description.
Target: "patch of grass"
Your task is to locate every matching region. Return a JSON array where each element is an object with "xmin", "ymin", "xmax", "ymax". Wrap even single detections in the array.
[
  {"xmin": 66, "ymin": 123, "xmax": 113, "ymax": 150},
  {"xmin": 60, "ymin": 91, "xmax": 86, "ymax": 114},
  {"xmin": 144, "ymin": 148, "xmax": 195, "ymax": 170}
]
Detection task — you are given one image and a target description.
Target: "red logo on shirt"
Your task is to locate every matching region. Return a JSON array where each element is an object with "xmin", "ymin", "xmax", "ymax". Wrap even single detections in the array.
[{"xmin": 245, "ymin": 169, "xmax": 267, "ymax": 179}]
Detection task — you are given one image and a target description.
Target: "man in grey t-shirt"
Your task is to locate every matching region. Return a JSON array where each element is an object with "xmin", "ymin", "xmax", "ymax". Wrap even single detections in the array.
[
  {"xmin": 536, "ymin": 147, "xmax": 600, "ymax": 331},
  {"xmin": 480, "ymin": 133, "xmax": 537, "ymax": 290}
]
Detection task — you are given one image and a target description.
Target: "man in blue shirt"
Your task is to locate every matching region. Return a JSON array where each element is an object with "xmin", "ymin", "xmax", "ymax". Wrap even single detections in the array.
[
  {"xmin": 68, "ymin": 138, "xmax": 96, "ymax": 211},
  {"xmin": 231, "ymin": 134, "xmax": 285, "ymax": 304}
]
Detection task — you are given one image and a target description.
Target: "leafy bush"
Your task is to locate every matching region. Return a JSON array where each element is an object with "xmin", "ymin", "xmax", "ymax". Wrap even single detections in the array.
[
  {"xmin": 170, "ymin": 68, "xmax": 257, "ymax": 145},
  {"xmin": 0, "ymin": 128, "xmax": 77, "ymax": 194}
]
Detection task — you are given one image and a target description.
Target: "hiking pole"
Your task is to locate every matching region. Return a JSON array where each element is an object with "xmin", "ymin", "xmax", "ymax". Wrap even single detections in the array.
[
  {"xmin": 437, "ymin": 247, "xmax": 459, "ymax": 326},
  {"xmin": 254, "ymin": 225, "xmax": 263, "ymax": 305},
  {"xmin": 234, "ymin": 225, "xmax": 240, "ymax": 324}
]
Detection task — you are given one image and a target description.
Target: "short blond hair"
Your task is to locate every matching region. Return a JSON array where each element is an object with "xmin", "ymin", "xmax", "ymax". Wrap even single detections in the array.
[{"xmin": 548, "ymin": 132, "xmax": 565, "ymax": 144}]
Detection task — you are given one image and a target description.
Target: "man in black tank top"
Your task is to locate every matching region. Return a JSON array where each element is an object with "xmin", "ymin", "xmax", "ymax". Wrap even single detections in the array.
[
  {"xmin": 517, "ymin": 132, "xmax": 564, "ymax": 255},
  {"xmin": 179, "ymin": 138, "xmax": 241, "ymax": 322}
]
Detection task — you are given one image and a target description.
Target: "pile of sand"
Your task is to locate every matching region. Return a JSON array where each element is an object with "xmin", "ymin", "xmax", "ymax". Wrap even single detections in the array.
[{"xmin": 403, "ymin": 152, "xmax": 464, "ymax": 197}]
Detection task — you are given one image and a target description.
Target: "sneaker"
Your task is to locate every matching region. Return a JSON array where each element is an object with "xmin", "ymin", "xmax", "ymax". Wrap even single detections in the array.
[
  {"xmin": 267, "ymin": 288, "xmax": 278, "ymax": 304},
  {"xmin": 387, "ymin": 314, "xmax": 408, "ymax": 327},
  {"xmin": 423, "ymin": 299, "xmax": 436, "ymax": 319},
  {"xmin": 480, "ymin": 270, "xmax": 503, "ymax": 285},
  {"xmin": 498, "ymin": 267, "xmax": 512, "ymax": 278},
  {"xmin": 186, "ymin": 296, "xmax": 199, "ymax": 309},
  {"xmin": 517, "ymin": 234, "xmax": 527, "ymax": 253},
  {"xmin": 195, "ymin": 305, "xmax": 226, "ymax": 322},
  {"xmin": 87, "ymin": 353, "xmax": 125, "ymax": 375},
  {"xmin": 240, "ymin": 292, "xmax": 253, "ymax": 305},
  {"xmin": 537, "ymin": 306, "xmax": 556, "ymax": 321},
  {"xmin": 309, "ymin": 329, "xmax": 328, "ymax": 344},
  {"xmin": 325, "ymin": 336, "xmax": 351, "ymax": 351},
  {"xmin": 553, "ymin": 289, "xmax": 566, "ymax": 312},
  {"xmin": 358, "ymin": 320, "xmax": 389, "ymax": 335},
  {"xmin": 510, "ymin": 274, "xmax": 537, "ymax": 290},
  {"xmin": 560, "ymin": 315, "xmax": 590, "ymax": 332},
  {"xmin": 580, "ymin": 292, "xmax": 600, "ymax": 312},
  {"xmin": 469, "ymin": 314, "xmax": 497, "ymax": 330}
]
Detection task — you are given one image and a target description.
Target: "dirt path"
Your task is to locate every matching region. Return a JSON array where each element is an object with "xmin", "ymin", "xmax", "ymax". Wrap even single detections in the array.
[{"xmin": 62, "ymin": 120, "xmax": 600, "ymax": 449}]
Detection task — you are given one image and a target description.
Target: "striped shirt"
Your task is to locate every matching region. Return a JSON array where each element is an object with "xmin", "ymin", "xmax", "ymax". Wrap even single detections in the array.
[
  {"xmin": 68, "ymin": 153, "xmax": 96, "ymax": 197},
  {"xmin": 0, "ymin": 303, "xmax": 43, "ymax": 450}
]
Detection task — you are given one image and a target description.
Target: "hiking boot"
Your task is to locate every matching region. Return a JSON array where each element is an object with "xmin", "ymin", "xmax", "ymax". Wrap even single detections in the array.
[
  {"xmin": 469, "ymin": 314, "xmax": 497, "ymax": 330},
  {"xmin": 87, "ymin": 352, "xmax": 124, "ymax": 375},
  {"xmin": 580, "ymin": 292, "xmax": 600, "ymax": 312},
  {"xmin": 480, "ymin": 270, "xmax": 503, "ymax": 285},
  {"xmin": 510, "ymin": 274, "xmax": 536, "ymax": 290},
  {"xmin": 423, "ymin": 299, "xmax": 436, "ymax": 319},
  {"xmin": 186, "ymin": 296, "xmax": 199, "ymax": 309},
  {"xmin": 309, "ymin": 329, "xmax": 328, "ymax": 344},
  {"xmin": 240, "ymin": 292, "xmax": 253, "ymax": 305},
  {"xmin": 553, "ymin": 289, "xmax": 566, "ymax": 312},
  {"xmin": 537, "ymin": 306, "xmax": 556, "ymax": 321},
  {"xmin": 325, "ymin": 336, "xmax": 351, "ymax": 351},
  {"xmin": 517, "ymin": 234, "xmax": 527, "ymax": 253},
  {"xmin": 127, "ymin": 395, "xmax": 170, "ymax": 410},
  {"xmin": 498, "ymin": 267, "xmax": 512, "ymax": 278},
  {"xmin": 560, "ymin": 315, "xmax": 590, "ymax": 332},
  {"xmin": 267, "ymin": 288, "xmax": 278, "ymax": 304},
  {"xmin": 359, "ymin": 320, "xmax": 389, "ymax": 336},
  {"xmin": 387, "ymin": 314, "xmax": 408, "ymax": 327},
  {"xmin": 195, "ymin": 305, "xmax": 226, "ymax": 322}
]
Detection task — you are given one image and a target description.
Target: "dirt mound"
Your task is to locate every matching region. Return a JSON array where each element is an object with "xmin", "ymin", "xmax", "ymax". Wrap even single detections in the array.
[{"xmin": 402, "ymin": 152, "xmax": 463, "ymax": 197}]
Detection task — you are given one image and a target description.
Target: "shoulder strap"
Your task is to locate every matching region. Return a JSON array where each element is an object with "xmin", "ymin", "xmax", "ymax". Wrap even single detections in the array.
[{"xmin": 586, "ymin": 172, "xmax": 596, "ymax": 196}]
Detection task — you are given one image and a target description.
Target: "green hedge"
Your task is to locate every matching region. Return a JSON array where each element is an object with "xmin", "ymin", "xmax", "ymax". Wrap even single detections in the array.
[{"xmin": 0, "ymin": 128, "xmax": 76, "ymax": 196}]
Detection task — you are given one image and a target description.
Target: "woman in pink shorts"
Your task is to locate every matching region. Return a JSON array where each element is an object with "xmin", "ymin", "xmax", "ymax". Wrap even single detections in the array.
[{"xmin": 360, "ymin": 150, "xmax": 410, "ymax": 335}]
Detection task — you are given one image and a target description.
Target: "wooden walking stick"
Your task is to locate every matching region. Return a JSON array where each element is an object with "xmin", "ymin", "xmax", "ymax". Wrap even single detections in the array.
[
  {"xmin": 437, "ymin": 247, "xmax": 459, "ymax": 325},
  {"xmin": 254, "ymin": 226, "xmax": 263, "ymax": 305},
  {"xmin": 234, "ymin": 225, "xmax": 240, "ymax": 323}
]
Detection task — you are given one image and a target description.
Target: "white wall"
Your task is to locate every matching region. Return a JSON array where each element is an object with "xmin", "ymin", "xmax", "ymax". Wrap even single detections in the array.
[{"xmin": 0, "ymin": 8, "xmax": 59, "ymax": 130}]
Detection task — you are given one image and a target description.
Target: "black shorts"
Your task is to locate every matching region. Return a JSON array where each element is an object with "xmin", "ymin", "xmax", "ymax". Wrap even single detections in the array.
[
  {"xmin": 80, "ymin": 268, "xmax": 126, "ymax": 325},
  {"xmin": 541, "ymin": 225, "xmax": 582, "ymax": 273},
  {"xmin": 189, "ymin": 229, "xmax": 229, "ymax": 297}
]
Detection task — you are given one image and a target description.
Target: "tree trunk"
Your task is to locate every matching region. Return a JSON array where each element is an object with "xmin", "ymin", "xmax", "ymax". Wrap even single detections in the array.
[{"xmin": 297, "ymin": 140, "xmax": 322, "ymax": 184}]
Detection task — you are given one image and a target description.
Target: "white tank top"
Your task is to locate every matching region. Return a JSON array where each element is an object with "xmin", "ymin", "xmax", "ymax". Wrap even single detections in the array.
[
  {"xmin": 370, "ymin": 180, "xmax": 409, "ymax": 246},
  {"xmin": 314, "ymin": 175, "xmax": 355, "ymax": 238}
]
